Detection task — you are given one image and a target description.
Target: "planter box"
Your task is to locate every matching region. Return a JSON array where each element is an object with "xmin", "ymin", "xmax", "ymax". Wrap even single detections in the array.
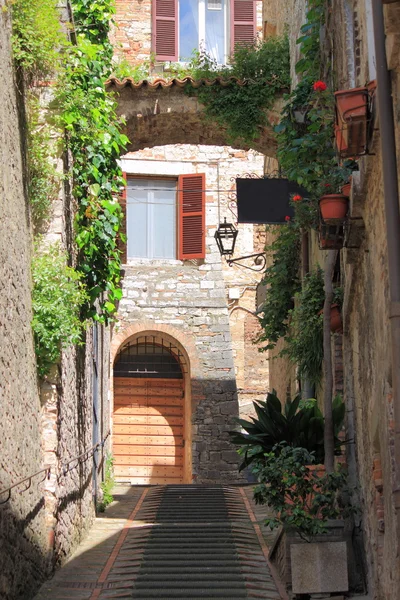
[
  {"xmin": 291, "ymin": 540, "xmax": 348, "ymax": 594},
  {"xmin": 335, "ymin": 87, "xmax": 369, "ymax": 157},
  {"xmin": 269, "ymin": 520, "xmax": 352, "ymax": 598}
]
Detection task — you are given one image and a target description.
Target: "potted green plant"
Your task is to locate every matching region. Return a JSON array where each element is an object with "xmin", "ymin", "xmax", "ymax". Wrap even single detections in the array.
[
  {"xmin": 253, "ymin": 443, "xmax": 354, "ymax": 597},
  {"xmin": 229, "ymin": 391, "xmax": 345, "ymax": 470}
]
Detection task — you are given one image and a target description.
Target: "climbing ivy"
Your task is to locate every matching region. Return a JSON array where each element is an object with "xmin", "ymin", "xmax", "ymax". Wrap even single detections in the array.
[
  {"xmin": 257, "ymin": 225, "xmax": 301, "ymax": 350},
  {"xmin": 188, "ymin": 36, "xmax": 290, "ymax": 144},
  {"xmin": 58, "ymin": 0, "xmax": 129, "ymax": 321},
  {"xmin": 284, "ymin": 268, "xmax": 325, "ymax": 386}
]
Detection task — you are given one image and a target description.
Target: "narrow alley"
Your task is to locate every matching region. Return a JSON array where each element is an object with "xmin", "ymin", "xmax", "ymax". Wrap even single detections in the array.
[
  {"xmin": 2, "ymin": 0, "xmax": 400, "ymax": 598},
  {"xmin": 34, "ymin": 485, "xmax": 283, "ymax": 600}
]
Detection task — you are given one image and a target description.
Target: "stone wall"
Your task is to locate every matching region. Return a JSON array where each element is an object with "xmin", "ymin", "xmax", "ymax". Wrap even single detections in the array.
[
  {"xmin": 0, "ymin": 6, "xmax": 49, "ymax": 598},
  {"xmin": 115, "ymin": 143, "xmax": 269, "ymax": 481},
  {"xmin": 38, "ymin": 114, "xmax": 113, "ymax": 565},
  {"xmin": 265, "ymin": 0, "xmax": 400, "ymax": 596}
]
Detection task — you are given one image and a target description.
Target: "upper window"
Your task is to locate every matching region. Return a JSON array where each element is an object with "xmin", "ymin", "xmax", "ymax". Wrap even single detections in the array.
[
  {"xmin": 127, "ymin": 178, "xmax": 177, "ymax": 259},
  {"xmin": 123, "ymin": 174, "xmax": 206, "ymax": 261},
  {"xmin": 152, "ymin": 0, "xmax": 256, "ymax": 64}
]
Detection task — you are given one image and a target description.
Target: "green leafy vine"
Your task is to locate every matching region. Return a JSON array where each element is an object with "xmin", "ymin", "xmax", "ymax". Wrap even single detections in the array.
[
  {"xmin": 257, "ymin": 224, "xmax": 301, "ymax": 350},
  {"xmin": 187, "ymin": 36, "xmax": 290, "ymax": 144},
  {"xmin": 58, "ymin": 0, "xmax": 128, "ymax": 321}
]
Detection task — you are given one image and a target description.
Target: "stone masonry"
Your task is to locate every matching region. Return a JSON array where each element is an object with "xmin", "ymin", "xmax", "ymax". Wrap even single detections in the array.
[
  {"xmin": 115, "ymin": 144, "xmax": 270, "ymax": 482},
  {"xmin": 266, "ymin": 1, "xmax": 400, "ymax": 598},
  {"xmin": 0, "ymin": 6, "xmax": 49, "ymax": 598}
]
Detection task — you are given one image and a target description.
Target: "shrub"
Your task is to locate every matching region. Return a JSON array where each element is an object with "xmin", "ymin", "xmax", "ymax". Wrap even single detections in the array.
[
  {"xmin": 188, "ymin": 35, "xmax": 290, "ymax": 143},
  {"xmin": 252, "ymin": 443, "xmax": 353, "ymax": 540},
  {"xmin": 98, "ymin": 453, "xmax": 115, "ymax": 512},
  {"xmin": 11, "ymin": 0, "xmax": 65, "ymax": 79},
  {"xmin": 31, "ymin": 243, "xmax": 88, "ymax": 377}
]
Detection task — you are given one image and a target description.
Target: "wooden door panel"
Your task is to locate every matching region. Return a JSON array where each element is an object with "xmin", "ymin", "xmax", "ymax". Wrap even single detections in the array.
[
  {"xmin": 113, "ymin": 377, "xmax": 185, "ymax": 484},
  {"xmin": 114, "ymin": 394, "xmax": 183, "ymax": 405},
  {"xmin": 113, "ymin": 434, "xmax": 183, "ymax": 446},
  {"xmin": 114, "ymin": 465, "xmax": 183, "ymax": 478},
  {"xmin": 113, "ymin": 455, "xmax": 183, "ymax": 466},
  {"xmin": 114, "ymin": 406, "xmax": 183, "ymax": 417},
  {"xmin": 113, "ymin": 444, "xmax": 183, "ymax": 456},
  {"xmin": 113, "ymin": 414, "xmax": 183, "ymax": 426},
  {"xmin": 113, "ymin": 424, "xmax": 183, "ymax": 436}
]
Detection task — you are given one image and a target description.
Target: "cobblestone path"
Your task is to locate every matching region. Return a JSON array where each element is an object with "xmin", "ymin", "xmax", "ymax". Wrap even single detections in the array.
[{"xmin": 35, "ymin": 484, "xmax": 286, "ymax": 600}]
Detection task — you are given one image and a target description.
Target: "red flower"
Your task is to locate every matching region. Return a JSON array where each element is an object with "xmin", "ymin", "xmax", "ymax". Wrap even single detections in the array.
[
  {"xmin": 293, "ymin": 194, "xmax": 302, "ymax": 202},
  {"xmin": 285, "ymin": 216, "xmax": 291, "ymax": 222},
  {"xmin": 313, "ymin": 80, "xmax": 327, "ymax": 92}
]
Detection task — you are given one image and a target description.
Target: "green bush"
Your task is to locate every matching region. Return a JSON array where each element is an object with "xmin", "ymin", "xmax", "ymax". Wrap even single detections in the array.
[
  {"xmin": 31, "ymin": 243, "xmax": 88, "ymax": 377},
  {"xmin": 98, "ymin": 453, "xmax": 115, "ymax": 512},
  {"xmin": 188, "ymin": 35, "xmax": 290, "ymax": 143},
  {"xmin": 252, "ymin": 443, "xmax": 353, "ymax": 540}
]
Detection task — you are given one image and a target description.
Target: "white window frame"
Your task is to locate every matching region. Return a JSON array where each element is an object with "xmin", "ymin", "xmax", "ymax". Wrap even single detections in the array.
[
  {"xmin": 178, "ymin": 0, "xmax": 230, "ymax": 65},
  {"xmin": 126, "ymin": 177, "xmax": 178, "ymax": 261}
]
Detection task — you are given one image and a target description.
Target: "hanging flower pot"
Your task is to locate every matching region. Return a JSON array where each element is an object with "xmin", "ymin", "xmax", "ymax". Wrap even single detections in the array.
[
  {"xmin": 330, "ymin": 304, "xmax": 342, "ymax": 333},
  {"xmin": 320, "ymin": 238, "xmax": 337, "ymax": 249},
  {"xmin": 319, "ymin": 194, "xmax": 348, "ymax": 220},
  {"xmin": 335, "ymin": 87, "xmax": 370, "ymax": 157},
  {"xmin": 335, "ymin": 87, "xmax": 368, "ymax": 123},
  {"xmin": 318, "ymin": 304, "xmax": 343, "ymax": 332},
  {"xmin": 341, "ymin": 180, "xmax": 351, "ymax": 197}
]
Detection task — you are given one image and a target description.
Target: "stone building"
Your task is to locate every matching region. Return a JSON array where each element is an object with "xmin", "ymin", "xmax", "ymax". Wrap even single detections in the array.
[
  {"xmin": 108, "ymin": 0, "xmax": 273, "ymax": 484},
  {"xmin": 0, "ymin": 6, "xmax": 111, "ymax": 599},
  {"xmin": 264, "ymin": 1, "xmax": 400, "ymax": 598}
]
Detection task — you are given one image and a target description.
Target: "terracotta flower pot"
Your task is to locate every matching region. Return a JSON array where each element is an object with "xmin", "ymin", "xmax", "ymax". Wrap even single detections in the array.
[
  {"xmin": 335, "ymin": 87, "xmax": 368, "ymax": 123},
  {"xmin": 341, "ymin": 181, "xmax": 351, "ymax": 197},
  {"xmin": 318, "ymin": 305, "xmax": 343, "ymax": 332},
  {"xmin": 320, "ymin": 238, "xmax": 337, "ymax": 249},
  {"xmin": 330, "ymin": 304, "xmax": 342, "ymax": 333},
  {"xmin": 319, "ymin": 194, "xmax": 348, "ymax": 220}
]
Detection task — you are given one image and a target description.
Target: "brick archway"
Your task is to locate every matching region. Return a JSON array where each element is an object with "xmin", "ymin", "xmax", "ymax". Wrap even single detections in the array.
[
  {"xmin": 111, "ymin": 322, "xmax": 198, "ymax": 483},
  {"xmin": 106, "ymin": 77, "xmax": 283, "ymax": 155}
]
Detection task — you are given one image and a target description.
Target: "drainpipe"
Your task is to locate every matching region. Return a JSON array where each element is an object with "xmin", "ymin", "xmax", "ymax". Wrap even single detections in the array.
[{"xmin": 371, "ymin": 0, "xmax": 400, "ymax": 541}]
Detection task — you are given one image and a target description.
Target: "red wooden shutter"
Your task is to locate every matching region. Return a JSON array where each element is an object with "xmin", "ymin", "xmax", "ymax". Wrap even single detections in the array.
[
  {"xmin": 152, "ymin": 0, "xmax": 178, "ymax": 61},
  {"xmin": 178, "ymin": 174, "xmax": 205, "ymax": 260},
  {"xmin": 118, "ymin": 172, "xmax": 127, "ymax": 264},
  {"xmin": 230, "ymin": 0, "xmax": 256, "ymax": 53}
]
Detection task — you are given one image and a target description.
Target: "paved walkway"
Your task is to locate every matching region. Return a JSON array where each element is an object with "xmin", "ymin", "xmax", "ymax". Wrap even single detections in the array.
[{"xmin": 35, "ymin": 484, "xmax": 286, "ymax": 600}]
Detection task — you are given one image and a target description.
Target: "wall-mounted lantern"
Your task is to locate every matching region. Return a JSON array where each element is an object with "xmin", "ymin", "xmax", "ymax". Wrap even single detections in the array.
[{"xmin": 214, "ymin": 218, "xmax": 238, "ymax": 256}]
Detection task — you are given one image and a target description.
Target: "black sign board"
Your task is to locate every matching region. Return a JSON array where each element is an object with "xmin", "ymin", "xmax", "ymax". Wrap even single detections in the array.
[{"xmin": 236, "ymin": 178, "xmax": 308, "ymax": 224}]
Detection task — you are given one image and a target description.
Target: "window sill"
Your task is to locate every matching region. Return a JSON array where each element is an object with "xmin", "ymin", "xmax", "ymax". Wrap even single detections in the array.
[{"xmin": 125, "ymin": 258, "xmax": 184, "ymax": 267}]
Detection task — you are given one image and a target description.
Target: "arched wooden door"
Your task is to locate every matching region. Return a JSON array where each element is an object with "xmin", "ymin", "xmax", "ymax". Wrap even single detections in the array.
[{"xmin": 113, "ymin": 339, "xmax": 184, "ymax": 484}]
